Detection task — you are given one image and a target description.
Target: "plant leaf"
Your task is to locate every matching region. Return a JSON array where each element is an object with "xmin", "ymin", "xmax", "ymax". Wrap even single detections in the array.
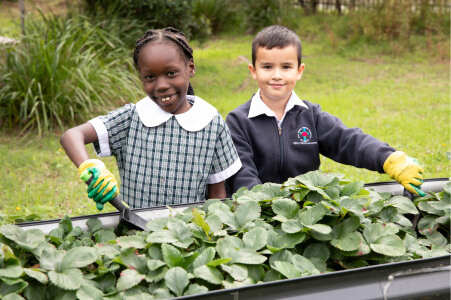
[
  {"xmin": 184, "ymin": 284, "xmax": 209, "ymax": 296},
  {"xmin": 273, "ymin": 261, "xmax": 301, "ymax": 279},
  {"xmin": 271, "ymin": 198, "xmax": 299, "ymax": 220},
  {"xmin": 161, "ymin": 244, "xmax": 184, "ymax": 268},
  {"xmin": 192, "ymin": 208, "xmax": 211, "ymax": 241},
  {"xmin": 146, "ymin": 230, "xmax": 177, "ymax": 244},
  {"xmin": 164, "ymin": 267, "xmax": 189, "ymax": 297},
  {"xmin": 61, "ymin": 246, "xmax": 98, "ymax": 270},
  {"xmin": 48, "ymin": 268, "xmax": 84, "ymax": 291},
  {"xmin": 370, "ymin": 235, "xmax": 406, "ymax": 257},
  {"xmin": 117, "ymin": 235, "xmax": 147, "ymax": 249},
  {"xmin": 23, "ymin": 268, "xmax": 48, "ymax": 284},
  {"xmin": 167, "ymin": 219, "xmax": 194, "ymax": 248},
  {"xmin": 330, "ymin": 232, "xmax": 361, "ymax": 251},
  {"xmin": 299, "ymin": 204, "xmax": 327, "ymax": 226},
  {"xmin": 75, "ymin": 284, "xmax": 103, "ymax": 300},
  {"xmin": 291, "ymin": 255, "xmax": 320, "ymax": 275},
  {"xmin": 193, "ymin": 265, "xmax": 223, "ymax": 285},
  {"xmin": 303, "ymin": 243, "xmax": 330, "ymax": 261},
  {"xmin": 116, "ymin": 269, "xmax": 145, "ymax": 291},
  {"xmin": 243, "ymin": 227, "xmax": 267, "ymax": 251},
  {"xmin": 235, "ymin": 201, "xmax": 261, "ymax": 228},
  {"xmin": 341, "ymin": 181, "xmax": 365, "ymax": 197},
  {"xmin": 192, "ymin": 247, "xmax": 216, "ymax": 269},
  {"xmin": 221, "ymin": 264, "xmax": 248, "ymax": 281}
]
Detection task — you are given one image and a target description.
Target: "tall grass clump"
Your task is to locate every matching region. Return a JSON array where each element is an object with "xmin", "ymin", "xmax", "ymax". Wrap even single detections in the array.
[
  {"xmin": 0, "ymin": 12, "xmax": 142, "ymax": 136},
  {"xmin": 344, "ymin": 0, "xmax": 450, "ymax": 55}
]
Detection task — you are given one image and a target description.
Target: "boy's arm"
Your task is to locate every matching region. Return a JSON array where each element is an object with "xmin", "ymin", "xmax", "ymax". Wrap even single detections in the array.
[
  {"xmin": 207, "ymin": 181, "xmax": 226, "ymax": 199},
  {"xmin": 226, "ymin": 113, "xmax": 262, "ymax": 192}
]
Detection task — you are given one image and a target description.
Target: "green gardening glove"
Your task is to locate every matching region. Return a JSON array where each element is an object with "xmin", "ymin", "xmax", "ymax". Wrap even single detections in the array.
[
  {"xmin": 383, "ymin": 151, "xmax": 426, "ymax": 197},
  {"xmin": 79, "ymin": 159, "xmax": 119, "ymax": 210}
]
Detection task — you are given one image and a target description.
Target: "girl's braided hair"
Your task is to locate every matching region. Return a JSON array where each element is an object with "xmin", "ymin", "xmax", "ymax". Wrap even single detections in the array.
[{"xmin": 133, "ymin": 27, "xmax": 193, "ymax": 70}]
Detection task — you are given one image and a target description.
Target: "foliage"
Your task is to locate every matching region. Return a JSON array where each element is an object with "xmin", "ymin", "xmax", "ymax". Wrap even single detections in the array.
[
  {"xmin": 82, "ymin": 0, "xmax": 195, "ymax": 38},
  {"xmin": 0, "ymin": 171, "xmax": 449, "ymax": 298},
  {"xmin": 0, "ymin": 12, "xmax": 141, "ymax": 136}
]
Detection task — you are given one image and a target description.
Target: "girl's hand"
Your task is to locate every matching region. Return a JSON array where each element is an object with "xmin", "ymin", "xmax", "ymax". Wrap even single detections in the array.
[{"xmin": 79, "ymin": 159, "xmax": 119, "ymax": 210}]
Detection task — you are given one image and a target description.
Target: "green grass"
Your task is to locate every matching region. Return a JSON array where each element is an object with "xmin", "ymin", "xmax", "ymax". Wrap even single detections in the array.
[{"xmin": 1, "ymin": 14, "xmax": 449, "ymax": 222}]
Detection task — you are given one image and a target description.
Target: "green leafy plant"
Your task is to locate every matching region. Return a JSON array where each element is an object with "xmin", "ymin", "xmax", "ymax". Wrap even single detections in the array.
[
  {"xmin": 0, "ymin": 12, "xmax": 141, "ymax": 136},
  {"xmin": 0, "ymin": 171, "xmax": 449, "ymax": 298}
]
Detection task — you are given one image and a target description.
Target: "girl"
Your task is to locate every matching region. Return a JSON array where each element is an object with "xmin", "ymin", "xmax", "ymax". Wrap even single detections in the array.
[{"xmin": 60, "ymin": 27, "xmax": 242, "ymax": 210}]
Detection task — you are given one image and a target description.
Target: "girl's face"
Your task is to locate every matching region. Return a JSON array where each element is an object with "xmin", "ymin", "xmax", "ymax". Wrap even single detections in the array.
[{"xmin": 138, "ymin": 42, "xmax": 195, "ymax": 115}]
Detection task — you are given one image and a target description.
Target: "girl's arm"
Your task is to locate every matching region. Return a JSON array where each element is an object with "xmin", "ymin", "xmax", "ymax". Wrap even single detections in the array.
[
  {"xmin": 60, "ymin": 123, "xmax": 99, "ymax": 168},
  {"xmin": 207, "ymin": 181, "xmax": 226, "ymax": 199}
]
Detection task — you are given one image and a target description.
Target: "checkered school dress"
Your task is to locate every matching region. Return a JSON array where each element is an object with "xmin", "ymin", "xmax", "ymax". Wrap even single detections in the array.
[{"xmin": 89, "ymin": 96, "xmax": 241, "ymax": 209}]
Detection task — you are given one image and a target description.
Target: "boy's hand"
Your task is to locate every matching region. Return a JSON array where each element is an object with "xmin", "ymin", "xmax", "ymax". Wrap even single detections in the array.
[
  {"xmin": 383, "ymin": 151, "xmax": 426, "ymax": 197},
  {"xmin": 78, "ymin": 159, "xmax": 119, "ymax": 210}
]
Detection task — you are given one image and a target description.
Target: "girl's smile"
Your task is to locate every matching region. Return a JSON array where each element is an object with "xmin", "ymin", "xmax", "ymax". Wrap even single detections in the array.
[{"xmin": 138, "ymin": 42, "xmax": 195, "ymax": 115}]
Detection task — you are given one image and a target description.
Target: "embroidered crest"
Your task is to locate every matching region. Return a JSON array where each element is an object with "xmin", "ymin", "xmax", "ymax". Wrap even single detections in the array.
[{"xmin": 298, "ymin": 127, "xmax": 312, "ymax": 143}]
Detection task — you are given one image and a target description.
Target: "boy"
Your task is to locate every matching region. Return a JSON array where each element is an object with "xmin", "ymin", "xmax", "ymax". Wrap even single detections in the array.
[{"xmin": 226, "ymin": 25, "xmax": 425, "ymax": 196}]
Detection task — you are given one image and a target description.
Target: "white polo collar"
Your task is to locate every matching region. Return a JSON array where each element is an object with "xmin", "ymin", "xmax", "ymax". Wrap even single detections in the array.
[
  {"xmin": 248, "ymin": 90, "xmax": 308, "ymax": 119},
  {"xmin": 136, "ymin": 95, "xmax": 218, "ymax": 132}
]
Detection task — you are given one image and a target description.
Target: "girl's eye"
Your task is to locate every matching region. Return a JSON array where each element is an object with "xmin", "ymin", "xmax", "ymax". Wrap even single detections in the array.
[
  {"xmin": 167, "ymin": 71, "xmax": 177, "ymax": 76},
  {"xmin": 144, "ymin": 75, "xmax": 155, "ymax": 81},
  {"xmin": 263, "ymin": 65, "xmax": 271, "ymax": 70},
  {"xmin": 283, "ymin": 65, "xmax": 292, "ymax": 69}
]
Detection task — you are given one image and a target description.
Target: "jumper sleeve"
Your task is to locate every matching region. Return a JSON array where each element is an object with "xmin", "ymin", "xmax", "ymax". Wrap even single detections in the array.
[
  {"xmin": 208, "ymin": 116, "xmax": 242, "ymax": 184},
  {"xmin": 314, "ymin": 104, "xmax": 395, "ymax": 173},
  {"xmin": 225, "ymin": 111, "xmax": 262, "ymax": 193},
  {"xmin": 88, "ymin": 104, "xmax": 134, "ymax": 158}
]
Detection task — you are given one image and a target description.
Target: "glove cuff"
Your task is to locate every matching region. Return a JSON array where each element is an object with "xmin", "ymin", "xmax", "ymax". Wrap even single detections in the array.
[
  {"xmin": 78, "ymin": 159, "xmax": 105, "ymax": 176},
  {"xmin": 383, "ymin": 151, "xmax": 406, "ymax": 176}
]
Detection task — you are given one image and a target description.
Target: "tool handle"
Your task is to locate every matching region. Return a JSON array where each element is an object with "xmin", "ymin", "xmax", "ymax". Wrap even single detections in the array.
[
  {"xmin": 80, "ymin": 170, "xmax": 129, "ymax": 212},
  {"xmin": 403, "ymin": 188, "xmax": 420, "ymax": 230}
]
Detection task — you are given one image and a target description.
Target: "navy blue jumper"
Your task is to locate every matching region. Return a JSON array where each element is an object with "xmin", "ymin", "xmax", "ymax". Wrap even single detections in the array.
[{"xmin": 225, "ymin": 96, "xmax": 396, "ymax": 194}]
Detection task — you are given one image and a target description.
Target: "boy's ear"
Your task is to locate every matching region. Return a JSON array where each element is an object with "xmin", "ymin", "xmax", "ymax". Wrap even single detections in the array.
[
  {"xmin": 248, "ymin": 64, "xmax": 257, "ymax": 80},
  {"xmin": 296, "ymin": 63, "xmax": 305, "ymax": 81}
]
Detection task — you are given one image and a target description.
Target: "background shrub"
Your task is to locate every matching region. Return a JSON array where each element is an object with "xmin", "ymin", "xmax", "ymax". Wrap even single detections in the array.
[{"xmin": 0, "ymin": 12, "xmax": 141, "ymax": 135}]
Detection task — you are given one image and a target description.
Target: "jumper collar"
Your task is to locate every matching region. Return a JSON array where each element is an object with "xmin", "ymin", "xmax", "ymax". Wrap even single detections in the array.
[
  {"xmin": 248, "ymin": 90, "xmax": 308, "ymax": 119},
  {"xmin": 136, "ymin": 95, "xmax": 217, "ymax": 132}
]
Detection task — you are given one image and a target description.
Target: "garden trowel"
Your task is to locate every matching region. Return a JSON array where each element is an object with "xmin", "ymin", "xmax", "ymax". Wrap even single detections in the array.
[{"xmin": 80, "ymin": 170, "xmax": 148, "ymax": 231}]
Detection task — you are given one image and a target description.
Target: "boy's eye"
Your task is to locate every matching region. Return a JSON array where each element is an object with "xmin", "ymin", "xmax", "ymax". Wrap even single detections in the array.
[
  {"xmin": 262, "ymin": 65, "xmax": 272, "ymax": 70},
  {"xmin": 167, "ymin": 71, "xmax": 177, "ymax": 76},
  {"xmin": 144, "ymin": 75, "xmax": 155, "ymax": 81},
  {"xmin": 283, "ymin": 65, "xmax": 292, "ymax": 69}
]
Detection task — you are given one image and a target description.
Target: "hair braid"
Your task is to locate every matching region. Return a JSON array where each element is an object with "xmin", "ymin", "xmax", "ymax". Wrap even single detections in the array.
[{"xmin": 133, "ymin": 27, "xmax": 193, "ymax": 70}]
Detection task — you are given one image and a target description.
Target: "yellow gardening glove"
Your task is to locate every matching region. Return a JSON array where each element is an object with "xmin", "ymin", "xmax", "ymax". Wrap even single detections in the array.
[
  {"xmin": 78, "ymin": 159, "xmax": 119, "ymax": 210},
  {"xmin": 383, "ymin": 151, "xmax": 426, "ymax": 197}
]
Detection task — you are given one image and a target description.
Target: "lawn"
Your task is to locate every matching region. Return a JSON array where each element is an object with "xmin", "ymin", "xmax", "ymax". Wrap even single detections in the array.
[{"xmin": 0, "ymin": 7, "xmax": 449, "ymax": 222}]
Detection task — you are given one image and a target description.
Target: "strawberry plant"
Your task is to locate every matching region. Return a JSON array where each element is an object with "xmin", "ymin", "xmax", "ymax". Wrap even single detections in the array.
[{"xmin": 0, "ymin": 171, "xmax": 449, "ymax": 299}]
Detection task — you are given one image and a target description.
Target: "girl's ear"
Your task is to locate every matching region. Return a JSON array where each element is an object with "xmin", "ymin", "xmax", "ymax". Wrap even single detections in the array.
[
  {"xmin": 189, "ymin": 59, "xmax": 196, "ymax": 78},
  {"xmin": 248, "ymin": 63, "xmax": 257, "ymax": 80}
]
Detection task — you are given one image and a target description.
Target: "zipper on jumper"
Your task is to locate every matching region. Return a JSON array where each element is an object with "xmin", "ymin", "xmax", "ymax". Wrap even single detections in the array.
[{"xmin": 275, "ymin": 121, "xmax": 284, "ymax": 182}]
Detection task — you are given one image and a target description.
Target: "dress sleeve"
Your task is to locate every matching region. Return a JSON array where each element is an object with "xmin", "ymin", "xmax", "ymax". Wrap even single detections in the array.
[
  {"xmin": 208, "ymin": 115, "xmax": 242, "ymax": 184},
  {"xmin": 88, "ymin": 104, "xmax": 134, "ymax": 158},
  {"xmin": 314, "ymin": 104, "xmax": 395, "ymax": 173}
]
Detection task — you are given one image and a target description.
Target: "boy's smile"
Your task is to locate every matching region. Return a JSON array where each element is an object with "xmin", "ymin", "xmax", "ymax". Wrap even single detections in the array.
[
  {"xmin": 138, "ymin": 43, "xmax": 195, "ymax": 115},
  {"xmin": 249, "ymin": 45, "xmax": 304, "ymax": 107}
]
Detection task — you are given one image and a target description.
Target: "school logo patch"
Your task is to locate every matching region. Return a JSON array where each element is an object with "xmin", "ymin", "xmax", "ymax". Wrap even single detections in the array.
[{"xmin": 298, "ymin": 127, "xmax": 312, "ymax": 143}]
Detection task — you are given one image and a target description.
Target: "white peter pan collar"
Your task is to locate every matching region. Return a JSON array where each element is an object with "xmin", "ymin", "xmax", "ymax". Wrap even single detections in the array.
[
  {"xmin": 136, "ymin": 95, "xmax": 218, "ymax": 132},
  {"xmin": 248, "ymin": 90, "xmax": 308, "ymax": 119}
]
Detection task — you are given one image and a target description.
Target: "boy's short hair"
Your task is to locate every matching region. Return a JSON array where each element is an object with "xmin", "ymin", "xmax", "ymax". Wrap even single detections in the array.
[{"xmin": 252, "ymin": 25, "xmax": 302, "ymax": 67}]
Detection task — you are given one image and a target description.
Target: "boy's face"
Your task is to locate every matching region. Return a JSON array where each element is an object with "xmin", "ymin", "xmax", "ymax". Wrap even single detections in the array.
[{"xmin": 249, "ymin": 45, "xmax": 305, "ymax": 105}]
